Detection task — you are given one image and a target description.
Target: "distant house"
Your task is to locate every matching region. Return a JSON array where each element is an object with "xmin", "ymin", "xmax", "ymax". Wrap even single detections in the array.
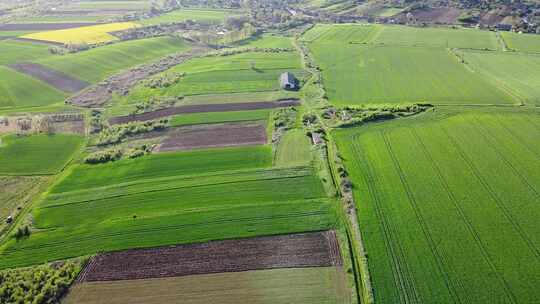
[
  {"xmin": 496, "ymin": 23, "xmax": 512, "ymax": 31},
  {"xmin": 280, "ymin": 72, "xmax": 298, "ymax": 91}
]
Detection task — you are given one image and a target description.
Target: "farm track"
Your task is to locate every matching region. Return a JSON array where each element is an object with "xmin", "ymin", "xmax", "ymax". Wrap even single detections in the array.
[
  {"xmin": 350, "ymin": 135, "xmax": 420, "ymax": 304},
  {"xmin": 78, "ymin": 231, "xmax": 342, "ymax": 282},
  {"xmin": 442, "ymin": 126, "xmax": 540, "ymax": 262},
  {"xmin": 108, "ymin": 99, "xmax": 300, "ymax": 124},
  {"xmin": 381, "ymin": 131, "xmax": 462, "ymax": 304},
  {"xmin": 411, "ymin": 128, "xmax": 517, "ymax": 304}
]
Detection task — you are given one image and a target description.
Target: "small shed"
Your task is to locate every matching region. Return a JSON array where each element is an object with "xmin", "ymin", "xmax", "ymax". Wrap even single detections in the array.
[{"xmin": 280, "ymin": 72, "xmax": 298, "ymax": 91}]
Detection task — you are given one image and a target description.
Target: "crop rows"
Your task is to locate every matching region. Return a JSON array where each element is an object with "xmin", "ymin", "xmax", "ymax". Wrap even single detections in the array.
[{"xmin": 333, "ymin": 110, "xmax": 540, "ymax": 303}]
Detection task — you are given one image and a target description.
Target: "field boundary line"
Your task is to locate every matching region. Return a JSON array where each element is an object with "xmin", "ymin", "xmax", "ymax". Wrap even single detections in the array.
[
  {"xmin": 351, "ymin": 134, "xmax": 420, "ymax": 303},
  {"xmin": 382, "ymin": 130, "xmax": 462, "ymax": 304},
  {"xmin": 442, "ymin": 126, "xmax": 540, "ymax": 261},
  {"xmin": 411, "ymin": 128, "xmax": 517, "ymax": 304}
]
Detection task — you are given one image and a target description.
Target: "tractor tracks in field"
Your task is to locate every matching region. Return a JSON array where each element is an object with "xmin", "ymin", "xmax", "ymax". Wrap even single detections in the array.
[
  {"xmin": 381, "ymin": 131, "xmax": 463, "ymax": 304},
  {"xmin": 351, "ymin": 136, "xmax": 421, "ymax": 304},
  {"xmin": 472, "ymin": 117, "xmax": 540, "ymax": 201},
  {"xmin": 442, "ymin": 126, "xmax": 540, "ymax": 263},
  {"xmin": 411, "ymin": 128, "xmax": 518, "ymax": 304}
]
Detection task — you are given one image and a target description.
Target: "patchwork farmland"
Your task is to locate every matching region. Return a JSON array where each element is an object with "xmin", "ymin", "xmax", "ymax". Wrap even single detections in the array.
[{"xmin": 1, "ymin": 2, "xmax": 540, "ymax": 304}]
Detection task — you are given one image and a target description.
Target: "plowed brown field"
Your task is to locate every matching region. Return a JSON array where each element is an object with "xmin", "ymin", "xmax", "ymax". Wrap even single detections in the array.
[{"xmin": 78, "ymin": 231, "xmax": 342, "ymax": 282}]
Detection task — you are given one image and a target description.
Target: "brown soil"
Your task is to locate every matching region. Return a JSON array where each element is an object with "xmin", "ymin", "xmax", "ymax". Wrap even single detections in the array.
[
  {"xmin": 109, "ymin": 99, "xmax": 300, "ymax": 125},
  {"xmin": 0, "ymin": 22, "xmax": 98, "ymax": 31},
  {"xmin": 10, "ymin": 63, "xmax": 89, "ymax": 93},
  {"xmin": 157, "ymin": 122, "xmax": 267, "ymax": 151},
  {"xmin": 68, "ymin": 47, "xmax": 207, "ymax": 107},
  {"xmin": 410, "ymin": 7, "xmax": 462, "ymax": 24},
  {"xmin": 78, "ymin": 231, "xmax": 342, "ymax": 282}
]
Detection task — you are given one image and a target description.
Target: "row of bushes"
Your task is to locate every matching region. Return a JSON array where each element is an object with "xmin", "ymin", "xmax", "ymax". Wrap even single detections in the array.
[
  {"xmin": 0, "ymin": 260, "xmax": 82, "ymax": 304},
  {"xmin": 321, "ymin": 104, "xmax": 432, "ymax": 128},
  {"xmin": 85, "ymin": 144, "xmax": 154, "ymax": 164},
  {"xmin": 96, "ymin": 119, "xmax": 169, "ymax": 146}
]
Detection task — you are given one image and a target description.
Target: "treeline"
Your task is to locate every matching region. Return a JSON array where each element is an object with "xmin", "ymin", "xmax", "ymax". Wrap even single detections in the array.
[
  {"xmin": 321, "ymin": 104, "xmax": 432, "ymax": 128},
  {"xmin": 97, "ymin": 119, "xmax": 169, "ymax": 146},
  {"xmin": 0, "ymin": 260, "xmax": 82, "ymax": 304}
]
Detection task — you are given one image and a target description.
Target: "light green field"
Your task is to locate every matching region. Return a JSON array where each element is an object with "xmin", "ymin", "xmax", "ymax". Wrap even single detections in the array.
[
  {"xmin": 275, "ymin": 129, "xmax": 312, "ymax": 167},
  {"xmin": 461, "ymin": 50, "xmax": 540, "ymax": 105},
  {"xmin": 374, "ymin": 25, "xmax": 499, "ymax": 50},
  {"xmin": 53, "ymin": 145, "xmax": 272, "ymax": 192},
  {"xmin": 0, "ymin": 134, "xmax": 83, "ymax": 175},
  {"xmin": 0, "ymin": 40, "xmax": 52, "ymax": 65},
  {"xmin": 309, "ymin": 43, "xmax": 514, "ymax": 105},
  {"xmin": 334, "ymin": 109, "xmax": 540, "ymax": 303},
  {"xmin": 0, "ymin": 66, "xmax": 66, "ymax": 109},
  {"xmin": 301, "ymin": 24, "xmax": 378, "ymax": 44},
  {"xmin": 235, "ymin": 34, "xmax": 294, "ymax": 49},
  {"xmin": 141, "ymin": 8, "xmax": 238, "ymax": 25},
  {"xmin": 36, "ymin": 36, "xmax": 189, "ymax": 83},
  {"xmin": 119, "ymin": 51, "xmax": 304, "ymax": 103},
  {"xmin": 501, "ymin": 31, "xmax": 540, "ymax": 53},
  {"xmin": 0, "ymin": 146, "xmax": 333, "ymax": 268},
  {"xmin": 65, "ymin": 267, "xmax": 349, "ymax": 304},
  {"xmin": 170, "ymin": 109, "xmax": 271, "ymax": 127}
]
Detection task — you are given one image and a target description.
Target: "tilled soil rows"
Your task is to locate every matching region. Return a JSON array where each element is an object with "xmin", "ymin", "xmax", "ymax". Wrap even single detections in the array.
[
  {"xmin": 158, "ymin": 122, "xmax": 267, "ymax": 151},
  {"xmin": 108, "ymin": 99, "xmax": 300, "ymax": 125},
  {"xmin": 10, "ymin": 63, "xmax": 89, "ymax": 93},
  {"xmin": 80, "ymin": 231, "xmax": 342, "ymax": 282},
  {"xmin": 11, "ymin": 37, "xmax": 65, "ymax": 46},
  {"xmin": 68, "ymin": 47, "xmax": 207, "ymax": 107},
  {"xmin": 0, "ymin": 23, "xmax": 98, "ymax": 31}
]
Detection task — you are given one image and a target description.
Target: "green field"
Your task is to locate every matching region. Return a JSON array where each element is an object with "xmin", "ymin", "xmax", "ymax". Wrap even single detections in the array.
[
  {"xmin": 461, "ymin": 50, "xmax": 540, "ymax": 105},
  {"xmin": 374, "ymin": 25, "xmax": 499, "ymax": 50},
  {"xmin": 53, "ymin": 145, "xmax": 272, "ymax": 192},
  {"xmin": 141, "ymin": 8, "xmax": 238, "ymax": 25},
  {"xmin": 65, "ymin": 267, "xmax": 349, "ymax": 304},
  {"xmin": 0, "ymin": 144, "xmax": 333, "ymax": 267},
  {"xmin": 36, "ymin": 37, "xmax": 189, "ymax": 83},
  {"xmin": 0, "ymin": 134, "xmax": 83, "ymax": 175},
  {"xmin": 119, "ymin": 51, "xmax": 304, "ymax": 103},
  {"xmin": 308, "ymin": 42, "xmax": 514, "ymax": 105},
  {"xmin": 501, "ymin": 31, "xmax": 540, "ymax": 53},
  {"xmin": 275, "ymin": 129, "xmax": 312, "ymax": 167},
  {"xmin": 170, "ymin": 109, "xmax": 271, "ymax": 127},
  {"xmin": 235, "ymin": 34, "xmax": 294, "ymax": 49},
  {"xmin": 376, "ymin": 7, "xmax": 403, "ymax": 17},
  {"xmin": 334, "ymin": 109, "xmax": 540, "ymax": 303},
  {"xmin": 0, "ymin": 66, "xmax": 66, "ymax": 109},
  {"xmin": 0, "ymin": 40, "xmax": 52, "ymax": 65},
  {"xmin": 0, "ymin": 177, "xmax": 47, "ymax": 236}
]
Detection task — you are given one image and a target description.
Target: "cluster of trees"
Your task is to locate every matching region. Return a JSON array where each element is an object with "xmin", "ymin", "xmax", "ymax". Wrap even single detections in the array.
[
  {"xmin": 84, "ymin": 144, "xmax": 153, "ymax": 164},
  {"xmin": 0, "ymin": 260, "xmax": 82, "ymax": 304},
  {"xmin": 272, "ymin": 107, "xmax": 298, "ymax": 143},
  {"xmin": 97, "ymin": 119, "xmax": 169, "ymax": 146}
]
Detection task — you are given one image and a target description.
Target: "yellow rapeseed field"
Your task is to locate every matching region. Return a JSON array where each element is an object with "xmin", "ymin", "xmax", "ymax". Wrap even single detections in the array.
[{"xmin": 21, "ymin": 22, "xmax": 140, "ymax": 45}]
